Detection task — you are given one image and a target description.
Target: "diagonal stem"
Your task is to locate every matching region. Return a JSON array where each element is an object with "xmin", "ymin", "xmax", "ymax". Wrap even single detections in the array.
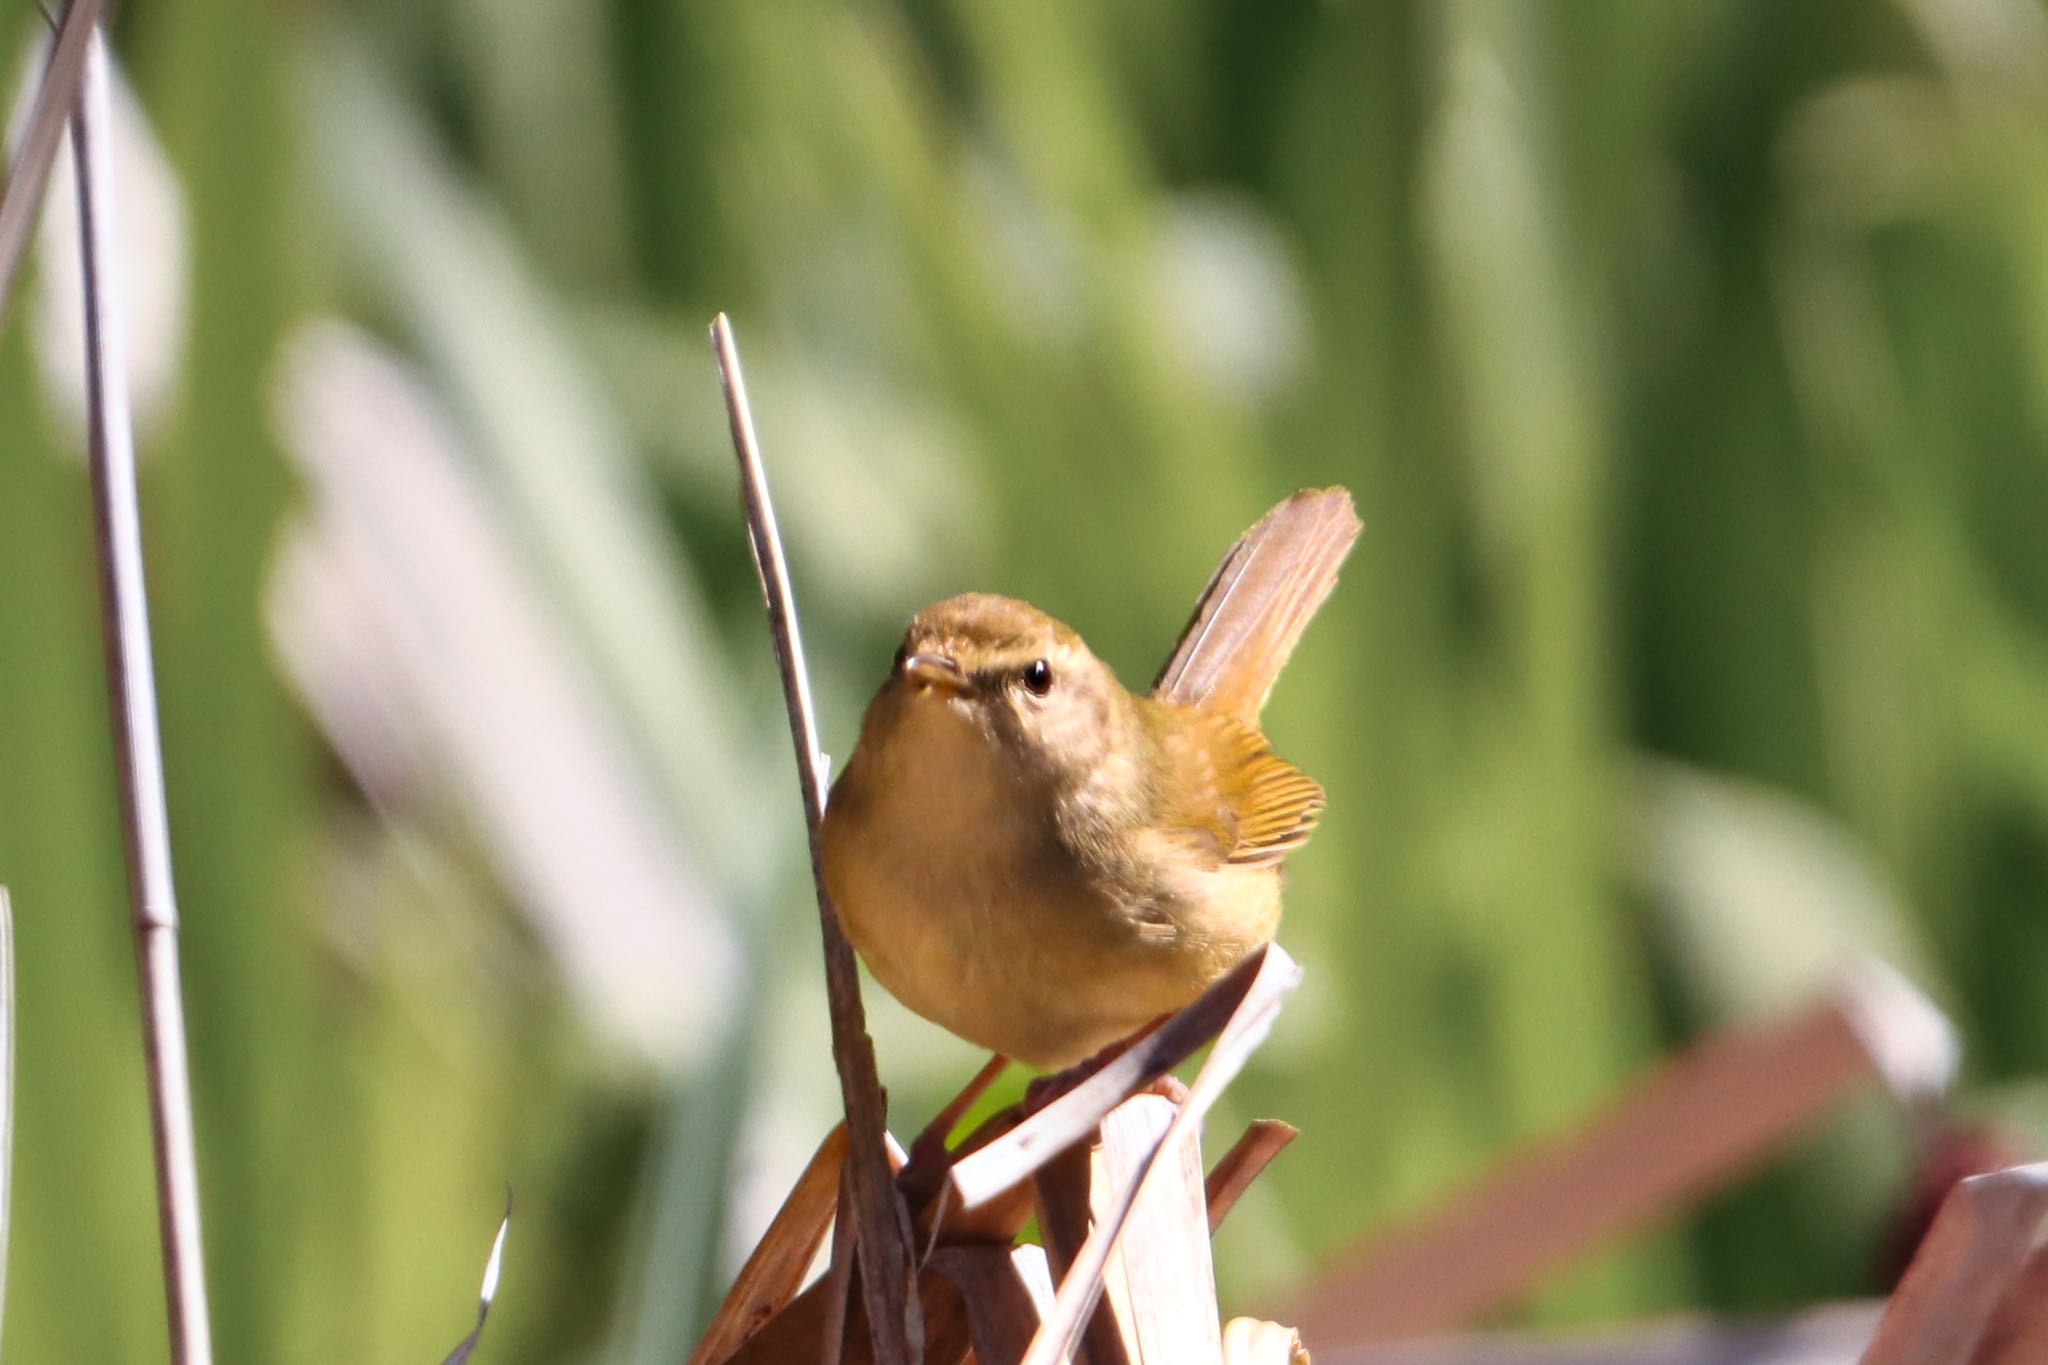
[
  {"xmin": 0, "ymin": 0, "xmax": 106, "ymax": 325},
  {"xmin": 72, "ymin": 29, "xmax": 215, "ymax": 1365},
  {"xmin": 710, "ymin": 314, "xmax": 920, "ymax": 1363}
]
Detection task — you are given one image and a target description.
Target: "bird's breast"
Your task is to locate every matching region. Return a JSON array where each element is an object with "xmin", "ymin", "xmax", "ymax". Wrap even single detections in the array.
[{"xmin": 820, "ymin": 697, "xmax": 1226, "ymax": 1067}]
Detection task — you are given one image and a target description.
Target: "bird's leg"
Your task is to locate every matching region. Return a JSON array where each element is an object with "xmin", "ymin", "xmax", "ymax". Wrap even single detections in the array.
[
  {"xmin": 1023, "ymin": 1015, "xmax": 1180, "ymax": 1113},
  {"xmin": 902, "ymin": 1053, "xmax": 1011, "ymax": 1197}
]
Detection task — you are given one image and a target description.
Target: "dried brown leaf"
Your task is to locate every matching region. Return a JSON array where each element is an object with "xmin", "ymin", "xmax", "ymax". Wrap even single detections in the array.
[
  {"xmin": 1864, "ymin": 1162, "xmax": 2048, "ymax": 1365},
  {"xmin": 691, "ymin": 1125, "xmax": 849, "ymax": 1365},
  {"xmin": 1290, "ymin": 978, "xmax": 1948, "ymax": 1346},
  {"xmin": 1093, "ymin": 1094, "xmax": 1222, "ymax": 1365}
]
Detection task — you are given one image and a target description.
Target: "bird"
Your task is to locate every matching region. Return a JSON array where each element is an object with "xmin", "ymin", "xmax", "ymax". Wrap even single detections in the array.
[{"xmin": 819, "ymin": 488, "xmax": 1360, "ymax": 1070}]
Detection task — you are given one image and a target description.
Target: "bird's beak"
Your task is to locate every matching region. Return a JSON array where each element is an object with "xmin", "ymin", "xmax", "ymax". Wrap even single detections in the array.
[{"xmin": 902, "ymin": 651, "xmax": 970, "ymax": 695}]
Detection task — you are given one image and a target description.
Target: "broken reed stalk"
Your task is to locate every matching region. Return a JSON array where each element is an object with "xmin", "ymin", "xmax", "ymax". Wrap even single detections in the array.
[
  {"xmin": 1203, "ymin": 1120, "xmax": 1296, "ymax": 1234},
  {"xmin": 1862, "ymin": 1162, "xmax": 2048, "ymax": 1365},
  {"xmin": 710, "ymin": 314, "xmax": 920, "ymax": 1363},
  {"xmin": 73, "ymin": 30, "xmax": 215, "ymax": 1365},
  {"xmin": 0, "ymin": 0, "xmax": 106, "ymax": 322},
  {"xmin": 700, "ymin": 947, "xmax": 1305, "ymax": 1362},
  {"xmin": 1018, "ymin": 946, "xmax": 1300, "ymax": 1365}
]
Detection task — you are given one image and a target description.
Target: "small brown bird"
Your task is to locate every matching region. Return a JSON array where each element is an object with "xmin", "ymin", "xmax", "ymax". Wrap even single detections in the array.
[{"xmin": 820, "ymin": 489, "xmax": 1360, "ymax": 1069}]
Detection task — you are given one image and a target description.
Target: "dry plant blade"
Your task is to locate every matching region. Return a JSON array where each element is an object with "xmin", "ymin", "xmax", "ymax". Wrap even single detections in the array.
[
  {"xmin": 915, "ymin": 1055, "xmax": 1010, "ymax": 1156},
  {"xmin": 71, "ymin": 29, "xmax": 213, "ymax": 1365},
  {"xmin": 1289, "ymin": 970, "xmax": 1954, "ymax": 1346},
  {"xmin": 949, "ymin": 945, "xmax": 1296, "ymax": 1212},
  {"xmin": 440, "ymin": 1194, "xmax": 512, "ymax": 1365},
  {"xmin": 710, "ymin": 314, "xmax": 919, "ymax": 1363},
  {"xmin": 0, "ymin": 0, "xmax": 105, "ymax": 323},
  {"xmin": 927, "ymin": 1246, "xmax": 1057, "ymax": 1365},
  {"xmin": 1861, "ymin": 1162, "xmax": 2048, "ymax": 1365},
  {"xmin": 1205, "ymin": 1120, "xmax": 1297, "ymax": 1233},
  {"xmin": 1974, "ymin": 1245, "xmax": 2048, "ymax": 1364},
  {"xmin": 1092, "ymin": 1094, "xmax": 1224, "ymax": 1365},
  {"xmin": 899, "ymin": 1055, "xmax": 1012, "ymax": 1219},
  {"xmin": 725, "ymin": 1243, "xmax": 981, "ymax": 1365},
  {"xmin": 1018, "ymin": 945, "xmax": 1301, "ymax": 1365},
  {"xmin": 914, "ymin": 1107, "xmax": 1033, "ymax": 1248},
  {"xmin": 689, "ymin": 1125, "xmax": 849, "ymax": 1365},
  {"xmin": 818, "ymin": 1172, "xmax": 856, "ymax": 1365},
  {"xmin": 1031, "ymin": 1142, "xmax": 1121, "ymax": 1364}
]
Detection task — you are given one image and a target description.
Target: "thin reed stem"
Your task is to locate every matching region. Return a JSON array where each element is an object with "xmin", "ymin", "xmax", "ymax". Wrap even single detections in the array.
[
  {"xmin": 72, "ymin": 30, "xmax": 214, "ymax": 1365},
  {"xmin": 710, "ymin": 314, "xmax": 920, "ymax": 1363},
  {"xmin": 0, "ymin": 0, "xmax": 106, "ymax": 324}
]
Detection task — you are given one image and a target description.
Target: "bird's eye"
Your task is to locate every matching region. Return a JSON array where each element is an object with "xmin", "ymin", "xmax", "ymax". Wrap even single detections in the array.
[
  {"xmin": 892, "ymin": 642, "xmax": 909, "ymax": 672},
  {"xmin": 1022, "ymin": 658, "xmax": 1053, "ymax": 696}
]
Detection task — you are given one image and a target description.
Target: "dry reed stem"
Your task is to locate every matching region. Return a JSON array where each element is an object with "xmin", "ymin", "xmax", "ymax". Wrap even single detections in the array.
[
  {"xmin": 1290, "ymin": 978, "xmax": 1948, "ymax": 1345},
  {"xmin": 819, "ymin": 1172, "xmax": 857, "ymax": 1365},
  {"xmin": 0, "ymin": 0, "xmax": 106, "ymax": 322},
  {"xmin": 913, "ymin": 1055, "xmax": 1010, "ymax": 1157},
  {"xmin": 72, "ymin": 29, "xmax": 213, "ymax": 1365},
  {"xmin": 710, "ymin": 314, "xmax": 919, "ymax": 1363},
  {"xmin": 1975, "ymin": 1245, "xmax": 2048, "ymax": 1364},
  {"xmin": 1205, "ymin": 1121, "xmax": 1297, "ymax": 1234}
]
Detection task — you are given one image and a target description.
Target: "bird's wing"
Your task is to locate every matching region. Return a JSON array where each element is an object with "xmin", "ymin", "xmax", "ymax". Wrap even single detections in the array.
[
  {"xmin": 1151, "ymin": 488, "xmax": 1361, "ymax": 722},
  {"xmin": 1159, "ymin": 710, "xmax": 1326, "ymax": 869}
]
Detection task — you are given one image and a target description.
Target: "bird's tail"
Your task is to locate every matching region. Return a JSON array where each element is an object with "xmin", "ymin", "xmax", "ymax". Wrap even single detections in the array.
[{"xmin": 1151, "ymin": 488, "xmax": 1361, "ymax": 721}]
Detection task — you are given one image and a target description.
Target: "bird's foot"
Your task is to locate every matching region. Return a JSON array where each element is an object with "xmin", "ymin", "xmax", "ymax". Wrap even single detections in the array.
[
  {"xmin": 899, "ymin": 1053, "xmax": 1011, "ymax": 1208},
  {"xmin": 1022, "ymin": 1018, "xmax": 1180, "ymax": 1114}
]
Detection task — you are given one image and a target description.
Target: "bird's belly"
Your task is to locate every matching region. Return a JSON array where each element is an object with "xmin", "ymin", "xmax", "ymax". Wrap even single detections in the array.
[{"xmin": 822, "ymin": 763, "xmax": 1246, "ymax": 1069}]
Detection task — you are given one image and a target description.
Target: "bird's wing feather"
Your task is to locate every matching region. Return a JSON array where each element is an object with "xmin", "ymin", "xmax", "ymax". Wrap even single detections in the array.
[
  {"xmin": 1158, "ymin": 710, "xmax": 1326, "ymax": 868},
  {"xmin": 1151, "ymin": 487, "xmax": 1361, "ymax": 722}
]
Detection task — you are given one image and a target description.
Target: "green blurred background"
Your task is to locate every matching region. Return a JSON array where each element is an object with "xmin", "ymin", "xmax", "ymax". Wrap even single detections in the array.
[{"xmin": 4, "ymin": 0, "xmax": 2048, "ymax": 1359}]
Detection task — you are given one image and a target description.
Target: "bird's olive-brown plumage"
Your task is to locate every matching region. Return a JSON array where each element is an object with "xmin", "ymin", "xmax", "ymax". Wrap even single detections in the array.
[{"xmin": 820, "ymin": 490, "xmax": 1359, "ymax": 1068}]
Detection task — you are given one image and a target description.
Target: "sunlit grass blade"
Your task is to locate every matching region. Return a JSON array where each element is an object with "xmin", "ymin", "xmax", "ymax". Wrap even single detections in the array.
[{"xmin": 439, "ymin": 1195, "xmax": 511, "ymax": 1365}]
